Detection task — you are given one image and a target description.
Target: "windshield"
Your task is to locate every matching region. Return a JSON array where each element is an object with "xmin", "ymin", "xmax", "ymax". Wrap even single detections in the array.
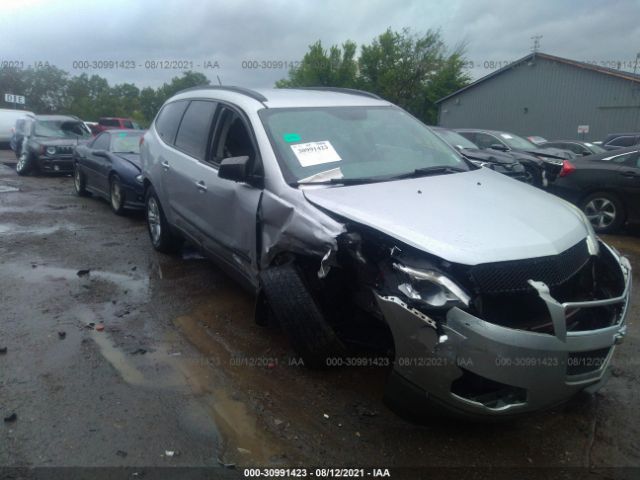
[
  {"xmin": 259, "ymin": 106, "xmax": 467, "ymax": 183},
  {"xmin": 35, "ymin": 120, "xmax": 92, "ymax": 139},
  {"xmin": 434, "ymin": 129, "xmax": 478, "ymax": 150},
  {"xmin": 111, "ymin": 132, "xmax": 143, "ymax": 153},
  {"xmin": 498, "ymin": 132, "xmax": 537, "ymax": 150},
  {"xmin": 584, "ymin": 142, "xmax": 606, "ymax": 154}
]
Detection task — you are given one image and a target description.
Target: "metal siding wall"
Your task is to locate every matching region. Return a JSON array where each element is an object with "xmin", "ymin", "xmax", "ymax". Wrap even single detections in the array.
[{"xmin": 438, "ymin": 58, "xmax": 640, "ymax": 141}]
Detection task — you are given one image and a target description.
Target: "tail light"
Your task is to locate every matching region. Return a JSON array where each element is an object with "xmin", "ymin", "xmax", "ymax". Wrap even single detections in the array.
[{"xmin": 559, "ymin": 159, "xmax": 576, "ymax": 177}]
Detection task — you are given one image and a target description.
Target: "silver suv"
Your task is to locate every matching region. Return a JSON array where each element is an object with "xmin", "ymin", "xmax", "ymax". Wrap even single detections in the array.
[{"xmin": 141, "ymin": 86, "xmax": 631, "ymax": 419}]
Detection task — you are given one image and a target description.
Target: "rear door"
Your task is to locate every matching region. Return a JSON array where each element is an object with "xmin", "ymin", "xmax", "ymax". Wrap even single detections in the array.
[
  {"xmin": 614, "ymin": 150, "xmax": 640, "ymax": 221},
  {"xmin": 163, "ymin": 100, "xmax": 218, "ymax": 241}
]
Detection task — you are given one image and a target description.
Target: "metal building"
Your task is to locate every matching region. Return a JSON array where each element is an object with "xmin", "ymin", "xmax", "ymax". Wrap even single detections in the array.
[{"xmin": 436, "ymin": 52, "xmax": 640, "ymax": 142}]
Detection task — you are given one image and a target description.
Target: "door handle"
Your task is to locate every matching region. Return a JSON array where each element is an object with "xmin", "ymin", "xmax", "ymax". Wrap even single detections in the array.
[
  {"xmin": 195, "ymin": 180, "xmax": 207, "ymax": 192},
  {"xmin": 620, "ymin": 170, "xmax": 640, "ymax": 177},
  {"xmin": 161, "ymin": 161, "xmax": 170, "ymax": 171}
]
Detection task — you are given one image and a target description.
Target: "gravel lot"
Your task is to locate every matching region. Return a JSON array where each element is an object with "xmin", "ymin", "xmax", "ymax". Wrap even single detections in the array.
[{"xmin": 0, "ymin": 148, "xmax": 639, "ymax": 478}]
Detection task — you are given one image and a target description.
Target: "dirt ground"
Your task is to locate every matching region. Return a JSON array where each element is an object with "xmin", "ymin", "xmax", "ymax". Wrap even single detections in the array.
[{"xmin": 0, "ymin": 148, "xmax": 639, "ymax": 478}]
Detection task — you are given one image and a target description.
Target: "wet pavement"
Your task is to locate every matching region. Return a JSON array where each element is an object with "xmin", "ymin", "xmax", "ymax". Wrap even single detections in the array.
[{"xmin": 0, "ymin": 149, "xmax": 639, "ymax": 475}]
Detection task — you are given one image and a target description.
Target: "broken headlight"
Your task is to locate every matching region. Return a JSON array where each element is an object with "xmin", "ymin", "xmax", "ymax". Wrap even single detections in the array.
[{"xmin": 393, "ymin": 263, "xmax": 470, "ymax": 308}]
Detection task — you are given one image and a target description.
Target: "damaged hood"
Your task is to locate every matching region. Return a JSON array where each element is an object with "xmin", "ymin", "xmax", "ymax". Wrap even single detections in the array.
[{"xmin": 303, "ymin": 168, "xmax": 589, "ymax": 266}]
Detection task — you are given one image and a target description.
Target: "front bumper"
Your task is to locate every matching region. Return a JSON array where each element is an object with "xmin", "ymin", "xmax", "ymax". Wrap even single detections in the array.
[
  {"xmin": 36, "ymin": 155, "xmax": 74, "ymax": 173},
  {"xmin": 377, "ymin": 243, "xmax": 631, "ymax": 418}
]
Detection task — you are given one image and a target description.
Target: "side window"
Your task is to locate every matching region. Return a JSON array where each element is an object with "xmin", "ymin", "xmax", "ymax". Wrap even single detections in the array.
[
  {"xmin": 603, "ymin": 151, "xmax": 639, "ymax": 164},
  {"xmin": 474, "ymin": 133, "xmax": 497, "ymax": 149},
  {"xmin": 608, "ymin": 136, "xmax": 636, "ymax": 147},
  {"xmin": 155, "ymin": 100, "xmax": 188, "ymax": 145},
  {"xmin": 174, "ymin": 101, "xmax": 217, "ymax": 160},
  {"xmin": 210, "ymin": 107, "xmax": 256, "ymax": 166},
  {"xmin": 123, "ymin": 120, "xmax": 134, "ymax": 128},
  {"xmin": 457, "ymin": 131, "xmax": 477, "ymax": 145},
  {"xmin": 91, "ymin": 133, "xmax": 110, "ymax": 150}
]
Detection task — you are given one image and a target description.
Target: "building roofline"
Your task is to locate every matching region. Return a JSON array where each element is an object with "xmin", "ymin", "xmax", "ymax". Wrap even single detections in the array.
[{"xmin": 435, "ymin": 52, "xmax": 640, "ymax": 104}]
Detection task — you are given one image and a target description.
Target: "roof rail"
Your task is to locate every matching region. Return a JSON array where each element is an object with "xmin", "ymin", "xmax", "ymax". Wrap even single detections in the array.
[
  {"xmin": 291, "ymin": 87, "xmax": 382, "ymax": 100},
  {"xmin": 175, "ymin": 85, "xmax": 268, "ymax": 103}
]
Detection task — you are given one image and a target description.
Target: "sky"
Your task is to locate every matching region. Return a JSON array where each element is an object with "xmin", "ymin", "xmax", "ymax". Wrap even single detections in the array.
[{"xmin": 1, "ymin": 0, "xmax": 639, "ymax": 90}]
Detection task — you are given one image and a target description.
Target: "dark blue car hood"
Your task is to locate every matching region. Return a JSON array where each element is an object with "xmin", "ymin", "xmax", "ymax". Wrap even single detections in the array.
[{"xmin": 115, "ymin": 153, "xmax": 141, "ymax": 170}]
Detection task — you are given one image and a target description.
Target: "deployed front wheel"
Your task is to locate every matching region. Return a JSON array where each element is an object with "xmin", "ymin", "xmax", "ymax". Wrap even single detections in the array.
[
  {"xmin": 260, "ymin": 263, "xmax": 345, "ymax": 369},
  {"xmin": 145, "ymin": 186, "xmax": 182, "ymax": 253}
]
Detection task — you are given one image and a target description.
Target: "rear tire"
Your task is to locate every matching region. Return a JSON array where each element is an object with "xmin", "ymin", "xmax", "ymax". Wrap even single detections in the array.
[
  {"xmin": 145, "ymin": 186, "xmax": 182, "ymax": 253},
  {"xmin": 580, "ymin": 192, "xmax": 625, "ymax": 234},
  {"xmin": 260, "ymin": 263, "xmax": 345, "ymax": 369}
]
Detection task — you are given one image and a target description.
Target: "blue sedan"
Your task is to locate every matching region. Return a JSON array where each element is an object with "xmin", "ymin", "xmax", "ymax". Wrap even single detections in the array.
[{"xmin": 73, "ymin": 129, "xmax": 145, "ymax": 214}]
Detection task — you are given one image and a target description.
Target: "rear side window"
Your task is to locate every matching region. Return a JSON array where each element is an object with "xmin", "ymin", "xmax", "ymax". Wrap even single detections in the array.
[
  {"xmin": 174, "ymin": 101, "xmax": 217, "ymax": 160},
  {"xmin": 608, "ymin": 136, "xmax": 637, "ymax": 147},
  {"xmin": 92, "ymin": 133, "xmax": 110, "ymax": 150},
  {"xmin": 155, "ymin": 100, "xmax": 188, "ymax": 145},
  {"xmin": 123, "ymin": 120, "xmax": 134, "ymax": 128},
  {"xmin": 99, "ymin": 118, "xmax": 119, "ymax": 127}
]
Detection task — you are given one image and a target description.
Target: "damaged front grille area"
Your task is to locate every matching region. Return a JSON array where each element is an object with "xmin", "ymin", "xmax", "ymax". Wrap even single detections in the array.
[
  {"xmin": 469, "ymin": 239, "xmax": 590, "ymax": 294},
  {"xmin": 471, "ymin": 240, "xmax": 626, "ymax": 334}
]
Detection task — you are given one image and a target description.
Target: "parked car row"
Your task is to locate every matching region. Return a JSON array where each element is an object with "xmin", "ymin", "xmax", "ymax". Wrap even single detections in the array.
[{"xmin": 5, "ymin": 87, "xmax": 632, "ymax": 420}]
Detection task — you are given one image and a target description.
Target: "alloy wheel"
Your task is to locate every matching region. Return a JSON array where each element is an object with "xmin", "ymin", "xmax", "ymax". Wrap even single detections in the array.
[
  {"xmin": 147, "ymin": 196, "xmax": 161, "ymax": 245},
  {"xmin": 584, "ymin": 198, "xmax": 616, "ymax": 230}
]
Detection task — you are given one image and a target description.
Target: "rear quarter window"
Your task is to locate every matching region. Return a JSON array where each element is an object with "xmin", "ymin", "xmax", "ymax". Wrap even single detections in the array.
[
  {"xmin": 155, "ymin": 100, "xmax": 188, "ymax": 145},
  {"xmin": 173, "ymin": 101, "xmax": 217, "ymax": 160}
]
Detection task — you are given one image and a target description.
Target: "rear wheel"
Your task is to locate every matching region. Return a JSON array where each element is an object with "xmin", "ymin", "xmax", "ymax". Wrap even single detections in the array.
[
  {"xmin": 581, "ymin": 192, "xmax": 625, "ymax": 234},
  {"xmin": 109, "ymin": 174, "xmax": 125, "ymax": 215},
  {"xmin": 145, "ymin": 186, "xmax": 182, "ymax": 253},
  {"xmin": 260, "ymin": 263, "xmax": 345, "ymax": 369}
]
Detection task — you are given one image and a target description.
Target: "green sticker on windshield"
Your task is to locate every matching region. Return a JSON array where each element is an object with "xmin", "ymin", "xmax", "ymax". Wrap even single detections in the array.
[
  {"xmin": 283, "ymin": 133, "xmax": 301, "ymax": 142},
  {"xmin": 118, "ymin": 132, "xmax": 128, "ymax": 137}
]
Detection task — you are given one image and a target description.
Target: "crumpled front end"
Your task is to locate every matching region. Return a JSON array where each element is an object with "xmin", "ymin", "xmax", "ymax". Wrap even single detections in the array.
[{"xmin": 377, "ymin": 239, "xmax": 631, "ymax": 417}]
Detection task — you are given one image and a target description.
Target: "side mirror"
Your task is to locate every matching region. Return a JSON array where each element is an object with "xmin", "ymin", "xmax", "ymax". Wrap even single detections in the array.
[
  {"xmin": 218, "ymin": 155, "xmax": 250, "ymax": 182},
  {"xmin": 93, "ymin": 150, "xmax": 109, "ymax": 158},
  {"xmin": 490, "ymin": 143, "xmax": 509, "ymax": 152}
]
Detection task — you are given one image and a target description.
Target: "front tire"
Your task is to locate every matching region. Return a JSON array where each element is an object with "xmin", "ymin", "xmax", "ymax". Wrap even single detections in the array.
[
  {"xmin": 109, "ymin": 174, "xmax": 125, "ymax": 215},
  {"xmin": 260, "ymin": 263, "xmax": 345, "ymax": 369},
  {"xmin": 145, "ymin": 186, "xmax": 182, "ymax": 253},
  {"xmin": 16, "ymin": 152, "xmax": 36, "ymax": 176},
  {"xmin": 74, "ymin": 164, "xmax": 89, "ymax": 196},
  {"xmin": 581, "ymin": 192, "xmax": 625, "ymax": 234}
]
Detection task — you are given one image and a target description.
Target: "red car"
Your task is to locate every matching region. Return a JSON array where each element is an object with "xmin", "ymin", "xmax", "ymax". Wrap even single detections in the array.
[{"xmin": 95, "ymin": 117, "xmax": 141, "ymax": 133}]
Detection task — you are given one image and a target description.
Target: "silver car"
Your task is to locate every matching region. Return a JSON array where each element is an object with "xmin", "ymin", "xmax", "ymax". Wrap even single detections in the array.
[{"xmin": 140, "ymin": 86, "xmax": 631, "ymax": 419}]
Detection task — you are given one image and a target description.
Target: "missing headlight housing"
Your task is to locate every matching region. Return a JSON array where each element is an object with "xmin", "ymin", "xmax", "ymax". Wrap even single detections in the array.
[{"xmin": 393, "ymin": 263, "xmax": 470, "ymax": 308}]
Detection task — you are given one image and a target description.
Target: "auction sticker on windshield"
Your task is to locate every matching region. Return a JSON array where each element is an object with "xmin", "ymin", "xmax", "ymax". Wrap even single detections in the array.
[{"xmin": 291, "ymin": 140, "xmax": 341, "ymax": 167}]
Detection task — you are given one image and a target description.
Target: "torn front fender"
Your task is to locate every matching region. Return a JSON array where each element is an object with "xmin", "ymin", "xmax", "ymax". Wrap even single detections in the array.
[{"xmin": 258, "ymin": 189, "xmax": 345, "ymax": 268}]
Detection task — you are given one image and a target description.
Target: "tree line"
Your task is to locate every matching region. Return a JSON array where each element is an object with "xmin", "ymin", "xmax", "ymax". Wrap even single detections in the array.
[
  {"xmin": 0, "ymin": 67, "xmax": 210, "ymax": 127},
  {"xmin": 0, "ymin": 28, "xmax": 470, "ymax": 127}
]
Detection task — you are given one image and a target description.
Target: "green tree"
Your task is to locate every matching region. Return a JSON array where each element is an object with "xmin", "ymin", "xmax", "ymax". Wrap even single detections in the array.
[
  {"xmin": 21, "ymin": 65, "xmax": 69, "ymax": 113},
  {"xmin": 276, "ymin": 40, "xmax": 358, "ymax": 88},
  {"xmin": 156, "ymin": 71, "xmax": 210, "ymax": 104},
  {"xmin": 276, "ymin": 28, "xmax": 471, "ymax": 124}
]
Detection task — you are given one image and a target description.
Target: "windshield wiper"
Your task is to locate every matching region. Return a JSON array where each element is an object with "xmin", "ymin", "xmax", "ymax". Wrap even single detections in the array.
[{"xmin": 295, "ymin": 166, "xmax": 466, "ymax": 186}]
